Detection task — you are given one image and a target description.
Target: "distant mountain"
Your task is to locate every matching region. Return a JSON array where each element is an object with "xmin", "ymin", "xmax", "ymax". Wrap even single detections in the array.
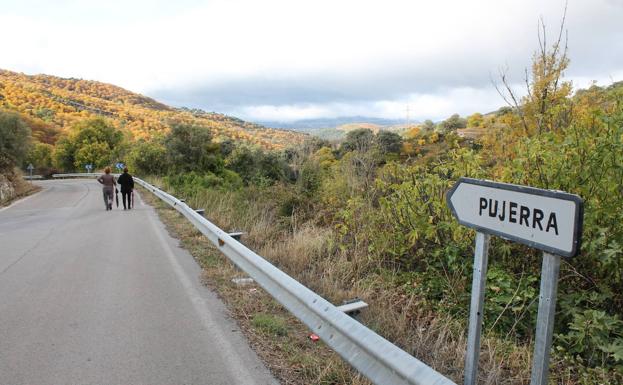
[
  {"xmin": 0, "ymin": 69, "xmax": 306, "ymax": 149},
  {"xmin": 257, "ymin": 116, "xmax": 409, "ymax": 130},
  {"xmin": 256, "ymin": 116, "xmax": 417, "ymax": 140}
]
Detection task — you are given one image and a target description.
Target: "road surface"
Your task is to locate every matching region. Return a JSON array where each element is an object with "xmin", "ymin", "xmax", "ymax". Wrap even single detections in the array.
[{"xmin": 0, "ymin": 179, "xmax": 278, "ymax": 385}]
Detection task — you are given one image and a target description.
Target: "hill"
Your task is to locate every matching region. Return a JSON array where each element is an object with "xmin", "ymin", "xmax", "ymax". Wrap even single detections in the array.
[
  {"xmin": 0, "ymin": 69, "xmax": 306, "ymax": 149},
  {"xmin": 257, "ymin": 116, "xmax": 413, "ymax": 140}
]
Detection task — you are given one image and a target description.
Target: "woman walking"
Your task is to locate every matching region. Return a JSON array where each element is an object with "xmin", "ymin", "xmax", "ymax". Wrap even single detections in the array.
[{"xmin": 97, "ymin": 167, "xmax": 117, "ymax": 211}]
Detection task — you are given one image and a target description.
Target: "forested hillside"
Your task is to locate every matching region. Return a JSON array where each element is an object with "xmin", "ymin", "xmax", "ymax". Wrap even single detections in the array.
[{"xmin": 0, "ymin": 69, "xmax": 305, "ymax": 149}]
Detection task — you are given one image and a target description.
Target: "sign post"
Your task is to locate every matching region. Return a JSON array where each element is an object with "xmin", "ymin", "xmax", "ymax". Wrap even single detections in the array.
[
  {"xmin": 530, "ymin": 252, "xmax": 561, "ymax": 385},
  {"xmin": 463, "ymin": 232, "xmax": 490, "ymax": 385},
  {"xmin": 447, "ymin": 177, "xmax": 583, "ymax": 385},
  {"xmin": 85, "ymin": 164, "xmax": 93, "ymax": 173},
  {"xmin": 27, "ymin": 163, "xmax": 34, "ymax": 178}
]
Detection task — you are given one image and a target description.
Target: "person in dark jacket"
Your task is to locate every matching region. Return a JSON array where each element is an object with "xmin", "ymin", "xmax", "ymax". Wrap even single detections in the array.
[{"xmin": 117, "ymin": 167, "xmax": 135, "ymax": 210}]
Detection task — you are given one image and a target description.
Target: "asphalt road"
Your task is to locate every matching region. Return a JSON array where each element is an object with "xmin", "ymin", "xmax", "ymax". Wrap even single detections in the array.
[{"xmin": 0, "ymin": 179, "xmax": 278, "ymax": 385}]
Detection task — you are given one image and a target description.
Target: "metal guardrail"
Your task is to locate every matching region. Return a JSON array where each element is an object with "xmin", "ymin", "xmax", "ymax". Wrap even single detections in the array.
[
  {"xmin": 52, "ymin": 173, "xmax": 114, "ymax": 178},
  {"xmin": 54, "ymin": 174, "xmax": 457, "ymax": 385}
]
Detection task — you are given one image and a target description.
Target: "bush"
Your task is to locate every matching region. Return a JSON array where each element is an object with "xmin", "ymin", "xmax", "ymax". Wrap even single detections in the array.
[{"xmin": 0, "ymin": 109, "xmax": 31, "ymax": 171}]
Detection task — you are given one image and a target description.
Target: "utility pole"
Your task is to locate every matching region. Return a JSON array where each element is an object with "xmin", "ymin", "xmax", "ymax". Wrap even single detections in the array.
[{"xmin": 405, "ymin": 105, "xmax": 410, "ymax": 128}]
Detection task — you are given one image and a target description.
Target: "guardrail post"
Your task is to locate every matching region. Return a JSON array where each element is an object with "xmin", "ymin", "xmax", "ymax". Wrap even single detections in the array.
[{"xmin": 464, "ymin": 232, "xmax": 490, "ymax": 385}]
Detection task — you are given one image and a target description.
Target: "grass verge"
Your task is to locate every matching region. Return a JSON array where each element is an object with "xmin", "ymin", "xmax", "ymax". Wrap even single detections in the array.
[
  {"xmin": 140, "ymin": 181, "xmax": 617, "ymax": 385},
  {"xmin": 139, "ymin": 186, "xmax": 371, "ymax": 385}
]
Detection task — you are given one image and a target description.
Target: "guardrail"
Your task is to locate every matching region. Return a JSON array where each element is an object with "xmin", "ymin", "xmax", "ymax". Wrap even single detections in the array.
[
  {"xmin": 54, "ymin": 173, "xmax": 457, "ymax": 385},
  {"xmin": 52, "ymin": 173, "xmax": 112, "ymax": 178}
]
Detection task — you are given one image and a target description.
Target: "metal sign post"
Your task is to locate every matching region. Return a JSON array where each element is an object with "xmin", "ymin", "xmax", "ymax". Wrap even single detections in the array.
[
  {"xmin": 27, "ymin": 163, "xmax": 34, "ymax": 178},
  {"xmin": 530, "ymin": 252, "xmax": 561, "ymax": 385},
  {"xmin": 464, "ymin": 232, "xmax": 490, "ymax": 385},
  {"xmin": 85, "ymin": 164, "xmax": 93, "ymax": 173},
  {"xmin": 447, "ymin": 177, "xmax": 583, "ymax": 385}
]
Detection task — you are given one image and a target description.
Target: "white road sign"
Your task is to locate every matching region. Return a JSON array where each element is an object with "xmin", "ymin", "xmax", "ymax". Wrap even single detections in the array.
[{"xmin": 447, "ymin": 178, "xmax": 583, "ymax": 257}]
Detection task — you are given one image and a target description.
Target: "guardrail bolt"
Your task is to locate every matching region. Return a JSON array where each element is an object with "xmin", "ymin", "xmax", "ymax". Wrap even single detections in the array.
[{"xmin": 228, "ymin": 231, "xmax": 245, "ymax": 241}]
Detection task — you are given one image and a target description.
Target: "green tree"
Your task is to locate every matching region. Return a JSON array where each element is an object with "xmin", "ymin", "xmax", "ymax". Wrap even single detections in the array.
[
  {"xmin": 439, "ymin": 113, "xmax": 467, "ymax": 133},
  {"xmin": 72, "ymin": 118, "xmax": 123, "ymax": 150},
  {"xmin": 375, "ymin": 130, "xmax": 403, "ymax": 154},
  {"xmin": 26, "ymin": 142, "xmax": 53, "ymax": 169},
  {"xmin": 0, "ymin": 109, "xmax": 31, "ymax": 171},
  {"xmin": 126, "ymin": 140, "xmax": 167, "ymax": 175},
  {"xmin": 52, "ymin": 136, "xmax": 77, "ymax": 171},
  {"xmin": 51, "ymin": 118, "xmax": 123, "ymax": 171},
  {"xmin": 340, "ymin": 128, "xmax": 375, "ymax": 153},
  {"xmin": 74, "ymin": 142, "xmax": 110, "ymax": 169},
  {"xmin": 421, "ymin": 119, "xmax": 435, "ymax": 131},
  {"xmin": 164, "ymin": 122, "xmax": 222, "ymax": 173}
]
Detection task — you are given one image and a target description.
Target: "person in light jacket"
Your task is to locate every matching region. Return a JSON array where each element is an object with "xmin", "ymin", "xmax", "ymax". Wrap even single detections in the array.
[
  {"xmin": 116, "ymin": 167, "xmax": 135, "ymax": 210},
  {"xmin": 97, "ymin": 167, "xmax": 116, "ymax": 211}
]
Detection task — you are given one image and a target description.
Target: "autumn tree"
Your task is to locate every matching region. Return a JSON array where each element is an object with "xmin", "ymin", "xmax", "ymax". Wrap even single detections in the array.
[
  {"xmin": 467, "ymin": 113, "xmax": 484, "ymax": 127},
  {"xmin": 496, "ymin": 7, "xmax": 572, "ymax": 135},
  {"xmin": 52, "ymin": 118, "xmax": 122, "ymax": 171}
]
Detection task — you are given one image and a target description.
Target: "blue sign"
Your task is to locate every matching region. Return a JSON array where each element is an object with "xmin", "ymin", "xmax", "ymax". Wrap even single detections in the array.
[{"xmin": 116, "ymin": 162, "xmax": 125, "ymax": 170}]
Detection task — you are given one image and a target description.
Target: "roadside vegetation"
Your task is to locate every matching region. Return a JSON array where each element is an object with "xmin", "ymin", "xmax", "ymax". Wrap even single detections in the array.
[
  {"xmin": 1, "ymin": 22, "xmax": 622, "ymax": 384},
  {"xmin": 0, "ymin": 109, "xmax": 40, "ymax": 205}
]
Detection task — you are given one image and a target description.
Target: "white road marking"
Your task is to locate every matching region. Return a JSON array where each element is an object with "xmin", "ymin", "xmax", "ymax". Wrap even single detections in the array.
[{"xmin": 145, "ymin": 208, "xmax": 260, "ymax": 385}]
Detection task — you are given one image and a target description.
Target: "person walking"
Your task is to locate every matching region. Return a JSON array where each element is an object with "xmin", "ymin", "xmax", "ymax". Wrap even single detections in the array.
[
  {"xmin": 117, "ymin": 167, "xmax": 135, "ymax": 210},
  {"xmin": 97, "ymin": 167, "xmax": 117, "ymax": 211}
]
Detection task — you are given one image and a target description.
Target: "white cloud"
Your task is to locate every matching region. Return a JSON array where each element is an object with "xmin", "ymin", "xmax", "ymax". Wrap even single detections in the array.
[
  {"xmin": 1, "ymin": 0, "xmax": 622, "ymax": 121},
  {"xmin": 235, "ymin": 86, "xmax": 506, "ymax": 122}
]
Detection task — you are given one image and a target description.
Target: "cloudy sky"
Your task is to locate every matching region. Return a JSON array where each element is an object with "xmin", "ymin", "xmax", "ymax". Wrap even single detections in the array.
[{"xmin": 1, "ymin": 0, "xmax": 622, "ymax": 123}]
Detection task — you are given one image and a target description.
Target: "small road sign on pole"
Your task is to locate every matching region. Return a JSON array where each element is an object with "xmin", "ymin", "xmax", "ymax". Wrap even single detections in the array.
[
  {"xmin": 447, "ymin": 177, "xmax": 583, "ymax": 385},
  {"xmin": 27, "ymin": 163, "xmax": 34, "ymax": 178},
  {"xmin": 446, "ymin": 177, "xmax": 583, "ymax": 258}
]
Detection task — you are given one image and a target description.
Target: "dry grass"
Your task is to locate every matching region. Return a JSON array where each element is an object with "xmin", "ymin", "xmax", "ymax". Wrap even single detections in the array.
[
  {"xmin": 141, "ymin": 181, "xmax": 598, "ymax": 385},
  {"xmin": 0, "ymin": 169, "xmax": 41, "ymax": 206}
]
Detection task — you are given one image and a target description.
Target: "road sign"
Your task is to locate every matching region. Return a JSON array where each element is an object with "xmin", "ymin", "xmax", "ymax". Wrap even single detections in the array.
[
  {"xmin": 447, "ymin": 177, "xmax": 583, "ymax": 258},
  {"xmin": 85, "ymin": 164, "xmax": 93, "ymax": 172},
  {"xmin": 116, "ymin": 162, "xmax": 125, "ymax": 170},
  {"xmin": 27, "ymin": 163, "xmax": 34, "ymax": 171},
  {"xmin": 448, "ymin": 177, "xmax": 585, "ymax": 385}
]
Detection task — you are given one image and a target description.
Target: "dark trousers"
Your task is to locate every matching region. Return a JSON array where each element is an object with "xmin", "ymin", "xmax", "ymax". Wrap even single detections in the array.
[
  {"xmin": 103, "ymin": 187, "xmax": 113, "ymax": 209},
  {"xmin": 121, "ymin": 191, "xmax": 132, "ymax": 209}
]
